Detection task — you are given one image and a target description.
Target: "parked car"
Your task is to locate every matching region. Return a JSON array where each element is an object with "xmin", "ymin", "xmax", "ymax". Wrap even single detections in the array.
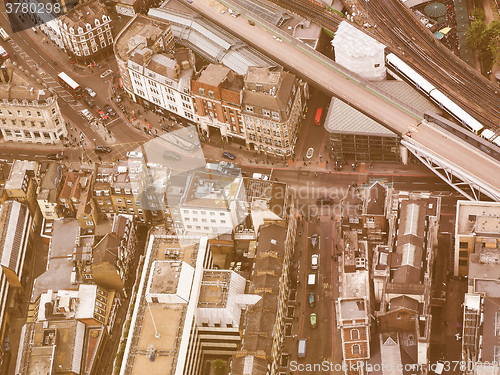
[
  {"xmin": 311, "ymin": 254, "xmax": 319, "ymax": 270},
  {"xmin": 310, "ymin": 313, "xmax": 317, "ymax": 328},
  {"xmin": 222, "ymin": 151, "xmax": 235, "ymax": 160},
  {"xmin": 317, "ymin": 197, "xmax": 333, "ymax": 205},
  {"xmin": 161, "ymin": 124, "xmax": 170, "ymax": 131},
  {"xmin": 308, "ymin": 292, "xmax": 315, "ymax": 307},
  {"xmin": 84, "ymin": 97, "xmax": 95, "ymax": 108},
  {"xmin": 47, "ymin": 153, "xmax": 63, "ymax": 160},
  {"xmin": 252, "ymin": 173, "xmax": 269, "ymax": 180},
  {"xmin": 163, "ymin": 151, "xmax": 181, "ymax": 160},
  {"xmin": 79, "ymin": 109, "xmax": 95, "ymax": 122},
  {"xmin": 104, "ymin": 104, "xmax": 116, "ymax": 117},
  {"xmin": 298, "ymin": 338, "xmax": 307, "ymax": 358},
  {"xmin": 310, "ymin": 233, "xmax": 319, "ymax": 248},
  {"xmin": 85, "ymin": 87, "xmax": 97, "ymax": 98},
  {"xmin": 126, "ymin": 151, "xmax": 143, "ymax": 159},
  {"xmin": 97, "ymin": 109, "xmax": 108, "ymax": 120},
  {"xmin": 95, "ymin": 146, "xmax": 112, "ymax": 153},
  {"xmin": 115, "ymin": 95, "xmax": 122, "ymax": 103}
]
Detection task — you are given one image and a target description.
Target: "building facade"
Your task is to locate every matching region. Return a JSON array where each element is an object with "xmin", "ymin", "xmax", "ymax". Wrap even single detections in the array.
[
  {"xmin": 242, "ymin": 67, "xmax": 305, "ymax": 157},
  {"xmin": 0, "ymin": 70, "xmax": 67, "ymax": 145},
  {"xmin": 57, "ymin": 1, "xmax": 113, "ymax": 64}
]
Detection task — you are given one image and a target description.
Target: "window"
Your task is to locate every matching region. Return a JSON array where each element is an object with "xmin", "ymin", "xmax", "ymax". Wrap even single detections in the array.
[
  {"xmin": 352, "ymin": 345, "xmax": 360, "ymax": 355},
  {"xmin": 459, "ymin": 250, "xmax": 469, "ymax": 259},
  {"xmin": 199, "ymin": 88, "xmax": 205, "ymax": 96},
  {"xmin": 221, "ymin": 220, "xmax": 226, "ymax": 224},
  {"xmin": 459, "ymin": 241, "xmax": 469, "ymax": 249},
  {"xmin": 86, "ymin": 220, "xmax": 94, "ymax": 226},
  {"xmin": 262, "ymin": 109, "xmax": 270, "ymax": 117},
  {"xmin": 351, "ymin": 329, "xmax": 359, "ymax": 340},
  {"xmin": 459, "ymin": 259, "xmax": 468, "ymax": 266},
  {"xmin": 208, "ymin": 90, "xmax": 214, "ymax": 99},
  {"xmin": 246, "ymin": 105, "xmax": 254, "ymax": 113}
]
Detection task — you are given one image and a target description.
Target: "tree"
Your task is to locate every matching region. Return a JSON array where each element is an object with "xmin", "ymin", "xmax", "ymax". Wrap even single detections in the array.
[
  {"xmin": 466, "ymin": 20, "xmax": 487, "ymax": 49},
  {"xmin": 212, "ymin": 359, "xmax": 227, "ymax": 375},
  {"xmin": 472, "ymin": 7, "xmax": 485, "ymax": 21}
]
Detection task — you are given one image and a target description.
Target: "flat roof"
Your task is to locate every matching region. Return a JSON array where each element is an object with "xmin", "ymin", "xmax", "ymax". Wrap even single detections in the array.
[
  {"xmin": 4, "ymin": 160, "xmax": 36, "ymax": 190},
  {"xmin": 456, "ymin": 201, "xmax": 500, "ymax": 236},
  {"xmin": 339, "ymin": 298, "xmax": 368, "ymax": 321},
  {"xmin": 198, "ymin": 270, "xmax": 230, "ymax": 308},
  {"xmin": 182, "ymin": 170, "xmax": 242, "ymax": 209}
]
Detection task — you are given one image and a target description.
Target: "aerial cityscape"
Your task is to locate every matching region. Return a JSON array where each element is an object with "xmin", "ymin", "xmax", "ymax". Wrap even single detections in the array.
[{"xmin": 0, "ymin": 0, "xmax": 499, "ymax": 374}]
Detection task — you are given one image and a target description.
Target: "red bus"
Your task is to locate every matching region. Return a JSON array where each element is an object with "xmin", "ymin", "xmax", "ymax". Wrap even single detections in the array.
[
  {"xmin": 58, "ymin": 72, "xmax": 83, "ymax": 98},
  {"xmin": 314, "ymin": 107, "xmax": 323, "ymax": 126}
]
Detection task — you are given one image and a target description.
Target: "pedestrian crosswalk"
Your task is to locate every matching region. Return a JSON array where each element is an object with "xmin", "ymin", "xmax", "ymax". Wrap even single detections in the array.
[{"xmin": 8, "ymin": 39, "xmax": 83, "ymax": 110}]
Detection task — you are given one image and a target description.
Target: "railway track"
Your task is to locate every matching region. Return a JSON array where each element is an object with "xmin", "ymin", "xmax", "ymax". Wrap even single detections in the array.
[{"xmin": 266, "ymin": 0, "xmax": 500, "ymax": 132}]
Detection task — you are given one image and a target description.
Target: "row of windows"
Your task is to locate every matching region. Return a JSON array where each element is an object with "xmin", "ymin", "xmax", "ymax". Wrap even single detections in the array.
[
  {"xmin": 1, "ymin": 119, "xmax": 48, "ymax": 128},
  {"xmin": 0, "ymin": 108, "xmax": 47, "ymax": 117},
  {"xmin": 183, "ymin": 210, "xmax": 226, "ymax": 216},
  {"xmin": 184, "ymin": 217, "xmax": 226, "ymax": 224},
  {"xmin": 3, "ymin": 129, "xmax": 52, "ymax": 138},
  {"xmin": 245, "ymin": 106, "xmax": 281, "ymax": 120}
]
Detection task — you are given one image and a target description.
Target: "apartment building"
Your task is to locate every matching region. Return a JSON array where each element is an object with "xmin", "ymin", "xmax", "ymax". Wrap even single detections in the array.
[
  {"xmin": 4, "ymin": 160, "xmax": 39, "ymax": 216},
  {"xmin": 57, "ymin": 169, "xmax": 97, "ymax": 232},
  {"xmin": 336, "ymin": 231, "xmax": 371, "ymax": 375},
  {"xmin": 179, "ymin": 170, "xmax": 244, "ymax": 237},
  {"xmin": 362, "ymin": 181, "xmax": 390, "ymax": 242},
  {"xmin": 192, "ymin": 64, "xmax": 245, "ymax": 143},
  {"xmin": 0, "ymin": 67, "xmax": 67, "ymax": 145},
  {"xmin": 454, "ymin": 200, "xmax": 500, "ymax": 277},
  {"xmin": 242, "ymin": 66, "xmax": 305, "ymax": 157},
  {"xmin": 0, "ymin": 201, "xmax": 32, "ymax": 368},
  {"xmin": 56, "ymin": 1, "xmax": 113, "ymax": 64},
  {"xmin": 114, "ymin": 15, "xmax": 197, "ymax": 123},
  {"xmin": 92, "ymin": 163, "xmax": 116, "ymax": 219},
  {"xmin": 16, "ymin": 284, "xmax": 115, "ymax": 375},
  {"xmin": 374, "ymin": 193, "xmax": 440, "ymax": 373},
  {"xmin": 37, "ymin": 163, "xmax": 61, "ymax": 220}
]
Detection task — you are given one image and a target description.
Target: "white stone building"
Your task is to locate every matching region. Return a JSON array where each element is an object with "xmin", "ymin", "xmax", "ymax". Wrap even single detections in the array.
[{"xmin": 0, "ymin": 68, "xmax": 67, "ymax": 144}]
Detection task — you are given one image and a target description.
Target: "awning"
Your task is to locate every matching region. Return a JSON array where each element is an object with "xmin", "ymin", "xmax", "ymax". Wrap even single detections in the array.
[
  {"xmin": 434, "ymin": 31, "xmax": 445, "ymax": 39},
  {"xmin": 439, "ymin": 27, "xmax": 452, "ymax": 34}
]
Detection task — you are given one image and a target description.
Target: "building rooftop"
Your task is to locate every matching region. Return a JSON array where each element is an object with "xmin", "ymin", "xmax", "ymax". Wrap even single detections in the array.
[
  {"xmin": 0, "ymin": 201, "xmax": 29, "ymax": 273},
  {"xmin": 456, "ymin": 201, "xmax": 500, "ymax": 236},
  {"xmin": 32, "ymin": 219, "xmax": 83, "ymax": 300},
  {"xmin": 331, "ymin": 21, "xmax": 385, "ymax": 58},
  {"xmin": 365, "ymin": 181, "xmax": 386, "ymax": 216},
  {"xmin": 481, "ymin": 297, "xmax": 500, "ymax": 363},
  {"xmin": 0, "ymin": 66, "xmax": 53, "ymax": 102},
  {"xmin": 59, "ymin": 1, "xmax": 108, "ymax": 31},
  {"xmin": 325, "ymin": 97, "xmax": 395, "ymax": 136},
  {"xmin": 198, "ymin": 270, "xmax": 230, "ymax": 308},
  {"xmin": 181, "ymin": 170, "xmax": 242, "ymax": 209},
  {"xmin": 339, "ymin": 298, "xmax": 368, "ymax": 321},
  {"xmin": 121, "ymin": 236, "xmax": 207, "ymax": 375},
  {"xmin": 148, "ymin": 7, "xmax": 280, "ymax": 75},
  {"xmin": 4, "ymin": 159, "xmax": 36, "ymax": 191}
]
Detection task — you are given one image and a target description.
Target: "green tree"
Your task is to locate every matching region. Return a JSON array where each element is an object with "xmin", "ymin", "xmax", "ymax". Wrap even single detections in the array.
[
  {"xmin": 466, "ymin": 20, "xmax": 487, "ymax": 49},
  {"xmin": 472, "ymin": 7, "xmax": 485, "ymax": 21},
  {"xmin": 212, "ymin": 359, "xmax": 227, "ymax": 375}
]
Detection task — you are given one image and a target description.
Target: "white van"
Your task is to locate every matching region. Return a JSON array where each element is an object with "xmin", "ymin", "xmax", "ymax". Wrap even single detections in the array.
[
  {"xmin": 307, "ymin": 273, "xmax": 316, "ymax": 287},
  {"xmin": 298, "ymin": 338, "xmax": 307, "ymax": 358}
]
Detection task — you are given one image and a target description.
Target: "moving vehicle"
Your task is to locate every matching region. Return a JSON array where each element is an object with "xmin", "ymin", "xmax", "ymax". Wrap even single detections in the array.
[
  {"xmin": 0, "ymin": 28, "xmax": 10, "ymax": 41},
  {"xmin": 307, "ymin": 273, "xmax": 317, "ymax": 287},
  {"xmin": 104, "ymin": 104, "xmax": 116, "ymax": 117},
  {"xmin": 311, "ymin": 254, "xmax": 319, "ymax": 270},
  {"xmin": 126, "ymin": 151, "xmax": 143, "ymax": 158},
  {"xmin": 58, "ymin": 72, "xmax": 83, "ymax": 98},
  {"xmin": 306, "ymin": 147, "xmax": 314, "ymax": 159},
  {"xmin": 385, "ymin": 53, "xmax": 500, "ymax": 150},
  {"xmin": 95, "ymin": 146, "xmax": 112, "ymax": 153},
  {"xmin": 79, "ymin": 109, "xmax": 95, "ymax": 122},
  {"xmin": 298, "ymin": 339, "xmax": 307, "ymax": 358},
  {"xmin": 314, "ymin": 107, "xmax": 323, "ymax": 126},
  {"xmin": 310, "ymin": 233, "xmax": 319, "ymax": 248},
  {"xmin": 0, "ymin": 46, "xmax": 9, "ymax": 62},
  {"xmin": 310, "ymin": 313, "xmax": 317, "ymax": 328},
  {"xmin": 163, "ymin": 151, "xmax": 181, "ymax": 160},
  {"xmin": 308, "ymin": 292, "xmax": 315, "ymax": 307},
  {"xmin": 100, "ymin": 69, "xmax": 113, "ymax": 78},
  {"xmin": 85, "ymin": 87, "xmax": 97, "ymax": 98},
  {"xmin": 222, "ymin": 151, "xmax": 235, "ymax": 160}
]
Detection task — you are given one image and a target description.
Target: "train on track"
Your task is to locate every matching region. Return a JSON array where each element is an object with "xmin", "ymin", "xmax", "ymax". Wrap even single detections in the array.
[{"xmin": 386, "ymin": 53, "xmax": 500, "ymax": 148}]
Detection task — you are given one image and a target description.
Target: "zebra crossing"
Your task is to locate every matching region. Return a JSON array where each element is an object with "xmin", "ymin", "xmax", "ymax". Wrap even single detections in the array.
[{"xmin": 8, "ymin": 39, "xmax": 83, "ymax": 110}]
